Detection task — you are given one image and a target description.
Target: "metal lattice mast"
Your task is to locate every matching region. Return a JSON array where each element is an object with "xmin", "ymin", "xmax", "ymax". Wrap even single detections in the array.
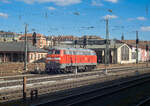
[
  {"xmin": 24, "ymin": 24, "xmax": 28, "ymax": 71},
  {"xmin": 105, "ymin": 18, "xmax": 109, "ymax": 65}
]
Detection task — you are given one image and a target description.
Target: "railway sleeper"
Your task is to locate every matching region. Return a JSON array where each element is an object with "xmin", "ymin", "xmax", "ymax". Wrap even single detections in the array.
[{"xmin": 1, "ymin": 71, "xmax": 146, "ymax": 103}]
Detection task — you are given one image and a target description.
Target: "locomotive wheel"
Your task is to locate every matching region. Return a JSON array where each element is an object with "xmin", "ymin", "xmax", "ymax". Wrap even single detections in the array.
[{"xmin": 54, "ymin": 69, "xmax": 58, "ymax": 74}]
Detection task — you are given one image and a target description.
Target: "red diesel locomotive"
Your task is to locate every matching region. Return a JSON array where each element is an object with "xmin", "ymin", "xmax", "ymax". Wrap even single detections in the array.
[{"xmin": 45, "ymin": 47, "xmax": 97, "ymax": 73}]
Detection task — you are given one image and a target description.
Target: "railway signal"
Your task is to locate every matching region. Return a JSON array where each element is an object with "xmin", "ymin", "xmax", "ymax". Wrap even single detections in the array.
[
  {"xmin": 83, "ymin": 36, "xmax": 87, "ymax": 48},
  {"xmin": 146, "ymin": 44, "xmax": 149, "ymax": 51},
  {"xmin": 32, "ymin": 32, "xmax": 37, "ymax": 46},
  {"xmin": 136, "ymin": 31, "xmax": 139, "ymax": 64},
  {"xmin": 146, "ymin": 43, "xmax": 149, "ymax": 67},
  {"xmin": 74, "ymin": 40, "xmax": 77, "ymax": 48}
]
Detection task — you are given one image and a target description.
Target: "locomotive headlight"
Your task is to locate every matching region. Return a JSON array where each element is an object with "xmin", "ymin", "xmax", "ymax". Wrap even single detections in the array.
[
  {"xmin": 47, "ymin": 57, "xmax": 52, "ymax": 60},
  {"xmin": 54, "ymin": 57, "xmax": 60, "ymax": 60}
]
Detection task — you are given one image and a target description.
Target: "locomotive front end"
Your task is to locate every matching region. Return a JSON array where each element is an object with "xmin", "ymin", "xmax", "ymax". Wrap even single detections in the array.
[{"xmin": 45, "ymin": 49, "xmax": 61, "ymax": 73}]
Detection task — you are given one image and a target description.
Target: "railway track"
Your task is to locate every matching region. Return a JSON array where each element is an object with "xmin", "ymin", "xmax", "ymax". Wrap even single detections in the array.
[
  {"xmin": 0, "ymin": 66, "xmax": 149, "ymax": 88},
  {"xmin": 0, "ymin": 65, "xmax": 144, "ymax": 80},
  {"xmin": 136, "ymin": 97, "xmax": 150, "ymax": 106},
  {"xmin": 0, "ymin": 66, "xmax": 150, "ymax": 104},
  {"xmin": 34, "ymin": 73, "xmax": 150, "ymax": 106}
]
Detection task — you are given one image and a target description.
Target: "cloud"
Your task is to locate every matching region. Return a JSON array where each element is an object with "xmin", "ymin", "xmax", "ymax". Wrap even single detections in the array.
[
  {"xmin": 102, "ymin": 14, "xmax": 118, "ymax": 19},
  {"xmin": 17, "ymin": 0, "xmax": 81, "ymax": 6},
  {"xmin": 104, "ymin": 0, "xmax": 118, "ymax": 3},
  {"xmin": 48, "ymin": 6, "xmax": 56, "ymax": 10},
  {"xmin": 0, "ymin": 0, "xmax": 11, "ymax": 3},
  {"xmin": 141, "ymin": 26, "xmax": 150, "ymax": 32},
  {"xmin": 136, "ymin": 17, "xmax": 147, "ymax": 21},
  {"xmin": 91, "ymin": 0, "xmax": 103, "ymax": 7},
  {"xmin": 127, "ymin": 18, "xmax": 135, "ymax": 21},
  {"xmin": 0, "ymin": 12, "xmax": 8, "ymax": 18},
  {"xmin": 127, "ymin": 17, "xmax": 147, "ymax": 21},
  {"xmin": 16, "ymin": 0, "xmax": 34, "ymax": 4}
]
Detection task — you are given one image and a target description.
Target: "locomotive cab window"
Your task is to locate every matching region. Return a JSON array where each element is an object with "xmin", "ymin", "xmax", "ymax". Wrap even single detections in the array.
[
  {"xmin": 69, "ymin": 50, "xmax": 73, "ymax": 55},
  {"xmin": 91, "ymin": 52, "xmax": 96, "ymax": 55},
  {"xmin": 73, "ymin": 51, "xmax": 76, "ymax": 55},
  {"xmin": 55, "ymin": 50, "xmax": 60, "ymax": 54},
  {"xmin": 48, "ymin": 50, "xmax": 60, "ymax": 54},
  {"xmin": 64, "ymin": 50, "xmax": 69, "ymax": 54},
  {"xmin": 48, "ymin": 50, "xmax": 54, "ymax": 54}
]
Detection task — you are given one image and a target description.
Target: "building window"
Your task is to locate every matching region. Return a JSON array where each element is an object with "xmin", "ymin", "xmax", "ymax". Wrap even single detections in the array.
[
  {"xmin": 38, "ymin": 54, "xmax": 40, "ymax": 59},
  {"xmin": 132, "ymin": 52, "xmax": 136, "ymax": 59},
  {"xmin": 31, "ymin": 54, "xmax": 33, "ymax": 60},
  {"xmin": 121, "ymin": 46, "xmax": 129, "ymax": 61},
  {"xmin": 41, "ymin": 54, "xmax": 43, "ymax": 58}
]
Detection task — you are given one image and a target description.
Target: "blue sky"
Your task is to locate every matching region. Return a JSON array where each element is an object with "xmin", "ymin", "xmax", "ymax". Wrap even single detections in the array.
[{"xmin": 0, "ymin": 0, "xmax": 150, "ymax": 40}]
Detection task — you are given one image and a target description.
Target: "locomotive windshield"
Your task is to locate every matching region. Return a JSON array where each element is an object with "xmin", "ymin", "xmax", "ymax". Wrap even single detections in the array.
[{"xmin": 48, "ymin": 50, "xmax": 60, "ymax": 54}]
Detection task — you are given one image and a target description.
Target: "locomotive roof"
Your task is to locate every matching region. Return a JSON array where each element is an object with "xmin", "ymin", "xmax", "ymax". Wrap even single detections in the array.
[{"xmin": 48, "ymin": 47, "xmax": 94, "ymax": 52}]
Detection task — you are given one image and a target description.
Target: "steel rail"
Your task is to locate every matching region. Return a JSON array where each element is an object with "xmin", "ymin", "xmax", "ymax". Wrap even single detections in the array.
[
  {"xmin": 1, "ymin": 66, "xmax": 150, "ymax": 88},
  {"xmin": 1, "ymin": 66, "xmax": 150, "ymax": 103},
  {"xmin": 136, "ymin": 97, "xmax": 150, "ymax": 106},
  {"xmin": 34, "ymin": 74, "xmax": 150, "ymax": 106}
]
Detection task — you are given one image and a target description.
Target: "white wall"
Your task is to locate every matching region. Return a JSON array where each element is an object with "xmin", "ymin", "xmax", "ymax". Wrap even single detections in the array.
[
  {"xmin": 131, "ymin": 47, "xmax": 142, "ymax": 62},
  {"xmin": 117, "ymin": 44, "xmax": 133, "ymax": 64}
]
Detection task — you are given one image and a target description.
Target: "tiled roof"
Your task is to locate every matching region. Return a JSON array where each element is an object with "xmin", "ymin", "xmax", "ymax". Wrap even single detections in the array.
[
  {"xmin": 0, "ymin": 42, "xmax": 47, "ymax": 53},
  {"xmin": 120, "ymin": 40, "xmax": 150, "ymax": 49},
  {"xmin": 80, "ymin": 35, "xmax": 103, "ymax": 40},
  {"xmin": 0, "ymin": 31, "xmax": 16, "ymax": 35},
  {"xmin": 20, "ymin": 33, "xmax": 44, "ymax": 38},
  {"xmin": 54, "ymin": 43, "xmax": 124, "ymax": 49},
  {"xmin": 86, "ymin": 43, "xmax": 124, "ymax": 49}
]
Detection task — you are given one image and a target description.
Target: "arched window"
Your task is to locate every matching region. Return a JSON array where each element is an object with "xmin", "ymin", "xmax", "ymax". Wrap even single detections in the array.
[{"xmin": 121, "ymin": 46, "xmax": 129, "ymax": 60}]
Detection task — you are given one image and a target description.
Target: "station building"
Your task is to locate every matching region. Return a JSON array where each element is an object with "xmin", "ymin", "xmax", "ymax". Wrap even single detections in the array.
[
  {"xmin": 85, "ymin": 43, "xmax": 133, "ymax": 64},
  {"xmin": 0, "ymin": 42, "xmax": 47, "ymax": 63},
  {"xmin": 120, "ymin": 40, "xmax": 150, "ymax": 62}
]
